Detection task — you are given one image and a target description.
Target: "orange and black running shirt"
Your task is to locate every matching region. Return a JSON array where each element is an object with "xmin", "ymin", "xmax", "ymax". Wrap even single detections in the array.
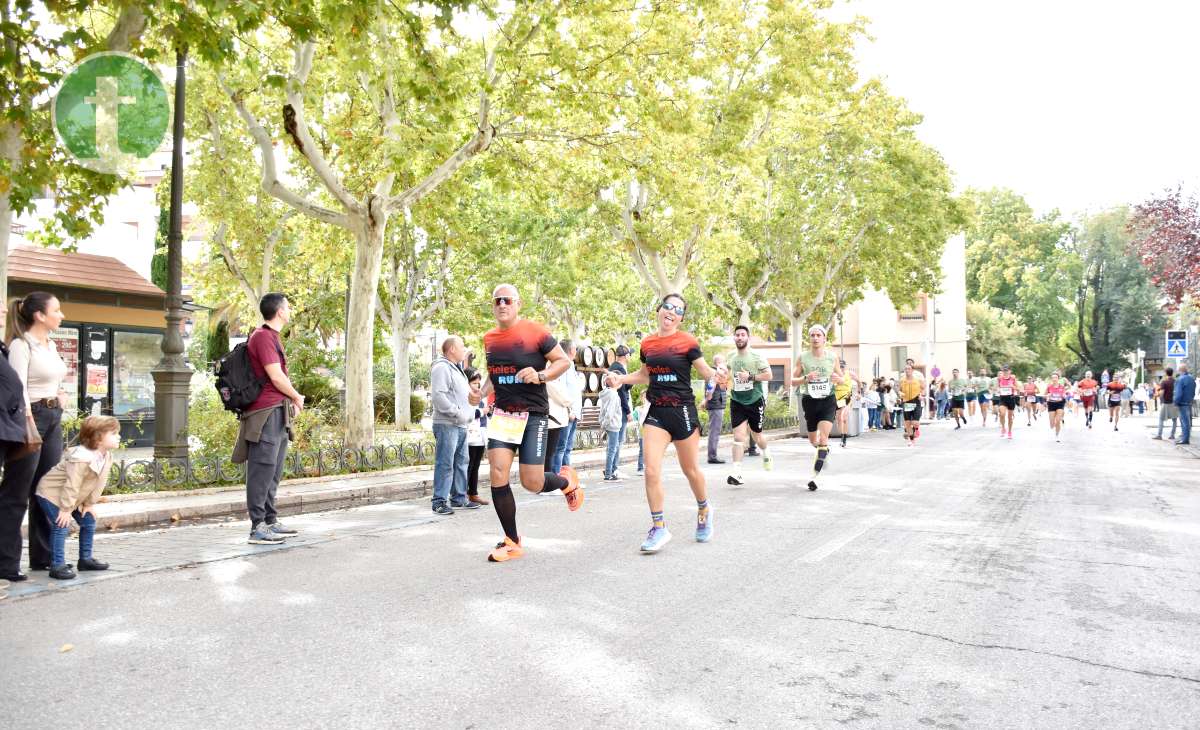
[
  {"xmin": 1077, "ymin": 378, "xmax": 1098, "ymax": 398},
  {"xmin": 483, "ymin": 319, "xmax": 558, "ymax": 414},
  {"xmin": 640, "ymin": 331, "xmax": 703, "ymax": 407}
]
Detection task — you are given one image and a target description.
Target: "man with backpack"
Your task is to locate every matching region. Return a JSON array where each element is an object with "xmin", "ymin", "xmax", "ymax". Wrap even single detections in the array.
[{"xmin": 229, "ymin": 293, "xmax": 305, "ymax": 545}]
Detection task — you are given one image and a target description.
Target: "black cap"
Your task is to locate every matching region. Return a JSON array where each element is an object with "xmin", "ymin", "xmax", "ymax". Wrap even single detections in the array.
[{"xmin": 615, "ymin": 345, "xmax": 631, "ymax": 357}]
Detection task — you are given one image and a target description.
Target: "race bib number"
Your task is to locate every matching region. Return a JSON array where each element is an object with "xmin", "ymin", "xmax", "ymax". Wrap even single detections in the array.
[
  {"xmin": 489, "ymin": 408, "xmax": 529, "ymax": 445},
  {"xmin": 1081, "ymin": 388, "xmax": 1094, "ymax": 396},
  {"xmin": 999, "ymin": 387, "xmax": 1013, "ymax": 396},
  {"xmin": 1048, "ymin": 394, "xmax": 1063, "ymax": 402},
  {"xmin": 733, "ymin": 378, "xmax": 753, "ymax": 392},
  {"xmin": 952, "ymin": 388, "xmax": 964, "ymax": 396},
  {"xmin": 807, "ymin": 380, "xmax": 832, "ymax": 398},
  {"xmin": 1027, "ymin": 395, "xmax": 1037, "ymax": 403},
  {"xmin": 903, "ymin": 402, "xmax": 917, "ymax": 412}
]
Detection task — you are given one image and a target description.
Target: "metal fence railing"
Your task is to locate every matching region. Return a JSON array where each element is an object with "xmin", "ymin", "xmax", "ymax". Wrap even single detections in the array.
[{"xmin": 108, "ymin": 416, "xmax": 803, "ymax": 492}]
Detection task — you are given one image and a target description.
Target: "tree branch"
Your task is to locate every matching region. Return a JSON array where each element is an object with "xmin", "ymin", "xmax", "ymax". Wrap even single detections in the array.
[
  {"xmin": 284, "ymin": 42, "xmax": 360, "ymax": 213},
  {"xmin": 218, "ymin": 74, "xmax": 351, "ymax": 229}
]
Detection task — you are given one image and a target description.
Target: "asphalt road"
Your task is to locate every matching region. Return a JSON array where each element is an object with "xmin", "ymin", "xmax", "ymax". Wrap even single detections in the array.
[{"xmin": 2, "ymin": 410, "xmax": 1198, "ymax": 729}]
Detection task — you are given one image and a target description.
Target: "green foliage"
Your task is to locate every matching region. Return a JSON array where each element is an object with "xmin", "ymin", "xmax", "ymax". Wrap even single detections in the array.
[
  {"xmin": 282, "ymin": 333, "xmax": 338, "ymax": 407},
  {"xmin": 963, "ymin": 188, "xmax": 1077, "ymax": 366},
  {"xmin": 967, "ymin": 300, "xmax": 1037, "ymax": 374},
  {"xmin": 205, "ymin": 319, "xmax": 230, "ymax": 366},
  {"xmin": 151, "ymin": 203, "xmax": 168, "ymax": 290},
  {"xmin": 1067, "ymin": 208, "xmax": 1168, "ymax": 374}
]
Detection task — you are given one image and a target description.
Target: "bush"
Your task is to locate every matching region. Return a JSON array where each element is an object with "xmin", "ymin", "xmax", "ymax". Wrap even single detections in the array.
[{"xmin": 410, "ymin": 393, "xmax": 427, "ymax": 421}]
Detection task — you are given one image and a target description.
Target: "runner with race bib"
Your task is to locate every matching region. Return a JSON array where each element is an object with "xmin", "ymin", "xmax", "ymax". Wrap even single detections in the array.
[
  {"xmin": 480, "ymin": 284, "xmax": 582, "ymax": 564},
  {"xmin": 898, "ymin": 362, "xmax": 925, "ymax": 446},
  {"xmin": 790, "ymin": 325, "xmax": 843, "ymax": 491},
  {"xmin": 1076, "ymin": 370, "xmax": 1099, "ymax": 430},
  {"xmin": 948, "ymin": 368, "xmax": 968, "ymax": 429},
  {"xmin": 995, "ymin": 365, "xmax": 1019, "ymax": 439},
  {"xmin": 1045, "ymin": 371, "xmax": 1068, "ymax": 442}
]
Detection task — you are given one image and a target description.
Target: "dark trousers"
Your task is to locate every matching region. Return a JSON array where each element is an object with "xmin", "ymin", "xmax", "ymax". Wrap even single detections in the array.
[
  {"xmin": 706, "ymin": 407, "xmax": 725, "ymax": 460},
  {"xmin": 467, "ymin": 444, "xmax": 485, "ymax": 496},
  {"xmin": 245, "ymin": 406, "xmax": 288, "ymax": 528},
  {"xmin": 0, "ymin": 403, "xmax": 64, "ymax": 572}
]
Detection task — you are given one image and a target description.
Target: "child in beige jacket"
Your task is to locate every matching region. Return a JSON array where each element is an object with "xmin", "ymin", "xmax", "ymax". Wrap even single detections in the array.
[{"xmin": 34, "ymin": 415, "xmax": 120, "ymax": 580}]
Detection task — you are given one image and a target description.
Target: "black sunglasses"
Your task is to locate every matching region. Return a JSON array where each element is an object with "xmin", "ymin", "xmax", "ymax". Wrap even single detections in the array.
[
  {"xmin": 493, "ymin": 296, "xmax": 515, "ymax": 306},
  {"xmin": 659, "ymin": 302, "xmax": 685, "ymax": 316}
]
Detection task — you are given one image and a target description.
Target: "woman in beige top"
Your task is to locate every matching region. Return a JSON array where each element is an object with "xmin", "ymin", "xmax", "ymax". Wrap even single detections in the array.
[{"xmin": 0, "ymin": 291, "xmax": 70, "ymax": 580}]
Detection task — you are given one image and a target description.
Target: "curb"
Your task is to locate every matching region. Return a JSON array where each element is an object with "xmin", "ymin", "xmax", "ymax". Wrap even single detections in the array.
[{"xmin": 90, "ymin": 429, "xmax": 801, "ymax": 532}]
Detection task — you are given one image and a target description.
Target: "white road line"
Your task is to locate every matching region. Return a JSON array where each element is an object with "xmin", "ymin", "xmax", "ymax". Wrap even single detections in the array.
[{"xmin": 801, "ymin": 514, "xmax": 890, "ymax": 563}]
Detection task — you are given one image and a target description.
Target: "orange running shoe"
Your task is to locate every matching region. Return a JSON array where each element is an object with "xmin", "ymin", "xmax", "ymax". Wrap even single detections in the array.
[
  {"xmin": 487, "ymin": 537, "xmax": 524, "ymax": 563},
  {"xmin": 559, "ymin": 465, "xmax": 584, "ymax": 511}
]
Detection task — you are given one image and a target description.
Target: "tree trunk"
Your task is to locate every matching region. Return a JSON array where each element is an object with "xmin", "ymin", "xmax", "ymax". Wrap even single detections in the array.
[
  {"xmin": 344, "ymin": 214, "xmax": 387, "ymax": 448},
  {"xmin": 0, "ymin": 121, "xmax": 21, "ymax": 339},
  {"xmin": 392, "ymin": 323, "xmax": 412, "ymax": 429},
  {"xmin": 790, "ymin": 314, "xmax": 803, "ymax": 419}
]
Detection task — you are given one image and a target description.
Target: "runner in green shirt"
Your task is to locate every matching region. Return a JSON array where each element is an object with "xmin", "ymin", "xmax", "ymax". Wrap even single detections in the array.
[
  {"xmin": 725, "ymin": 325, "xmax": 774, "ymax": 486},
  {"xmin": 974, "ymin": 366, "xmax": 993, "ymax": 428},
  {"xmin": 948, "ymin": 368, "xmax": 968, "ymax": 429}
]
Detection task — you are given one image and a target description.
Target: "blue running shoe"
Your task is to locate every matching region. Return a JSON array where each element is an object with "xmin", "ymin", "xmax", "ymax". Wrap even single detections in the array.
[
  {"xmin": 696, "ymin": 505, "xmax": 713, "ymax": 542},
  {"xmin": 640, "ymin": 526, "xmax": 672, "ymax": 553}
]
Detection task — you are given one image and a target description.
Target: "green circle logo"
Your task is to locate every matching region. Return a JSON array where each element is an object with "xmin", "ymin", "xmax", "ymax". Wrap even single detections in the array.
[{"xmin": 53, "ymin": 52, "xmax": 170, "ymax": 176}]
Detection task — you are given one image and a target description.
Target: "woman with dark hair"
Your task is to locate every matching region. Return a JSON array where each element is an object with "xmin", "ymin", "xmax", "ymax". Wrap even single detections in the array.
[
  {"xmin": 606, "ymin": 293, "xmax": 719, "ymax": 554},
  {"xmin": 0, "ymin": 292, "xmax": 69, "ymax": 581}
]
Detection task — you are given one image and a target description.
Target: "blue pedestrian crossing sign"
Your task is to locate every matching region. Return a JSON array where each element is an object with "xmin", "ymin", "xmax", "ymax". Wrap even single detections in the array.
[{"xmin": 1165, "ymin": 330, "xmax": 1188, "ymax": 358}]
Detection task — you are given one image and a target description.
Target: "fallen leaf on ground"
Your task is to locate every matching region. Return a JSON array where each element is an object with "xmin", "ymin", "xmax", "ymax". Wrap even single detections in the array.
[{"xmin": 59, "ymin": 644, "xmax": 74, "ymax": 653}]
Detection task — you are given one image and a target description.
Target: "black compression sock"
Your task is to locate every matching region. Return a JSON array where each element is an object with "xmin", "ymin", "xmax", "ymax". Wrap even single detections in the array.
[
  {"xmin": 814, "ymin": 446, "xmax": 830, "ymax": 474},
  {"xmin": 540, "ymin": 472, "xmax": 568, "ymax": 493},
  {"xmin": 491, "ymin": 485, "xmax": 519, "ymax": 541}
]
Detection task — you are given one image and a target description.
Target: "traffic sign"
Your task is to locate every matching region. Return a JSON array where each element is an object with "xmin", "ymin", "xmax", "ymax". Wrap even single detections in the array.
[{"xmin": 1165, "ymin": 330, "xmax": 1188, "ymax": 359}]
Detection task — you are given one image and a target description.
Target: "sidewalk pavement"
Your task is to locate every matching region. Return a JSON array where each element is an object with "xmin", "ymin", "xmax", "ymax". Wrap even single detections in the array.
[
  {"xmin": 91, "ymin": 426, "xmax": 802, "ymax": 532},
  {"xmin": 1, "ymin": 428, "xmax": 800, "ymax": 602}
]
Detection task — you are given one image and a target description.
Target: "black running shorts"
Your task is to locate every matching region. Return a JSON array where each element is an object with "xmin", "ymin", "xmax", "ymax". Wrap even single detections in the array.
[
  {"xmin": 801, "ymin": 394, "xmax": 837, "ymax": 432},
  {"xmin": 902, "ymin": 398, "xmax": 922, "ymax": 422},
  {"xmin": 644, "ymin": 403, "xmax": 700, "ymax": 442},
  {"xmin": 999, "ymin": 395, "xmax": 1019, "ymax": 410},
  {"xmin": 730, "ymin": 398, "xmax": 766, "ymax": 433},
  {"xmin": 488, "ymin": 413, "xmax": 550, "ymax": 465},
  {"xmin": 1047, "ymin": 400, "xmax": 1065, "ymax": 412},
  {"xmin": 950, "ymin": 396, "xmax": 965, "ymax": 410}
]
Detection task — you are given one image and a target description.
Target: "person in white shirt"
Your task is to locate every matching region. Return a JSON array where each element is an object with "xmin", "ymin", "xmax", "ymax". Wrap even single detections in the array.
[
  {"xmin": 0, "ymin": 291, "xmax": 70, "ymax": 581},
  {"xmin": 549, "ymin": 339, "xmax": 584, "ymax": 473}
]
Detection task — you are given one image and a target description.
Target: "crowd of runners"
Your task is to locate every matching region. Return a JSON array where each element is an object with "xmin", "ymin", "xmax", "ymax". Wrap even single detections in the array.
[{"xmin": 479, "ymin": 283, "xmax": 1180, "ymax": 561}]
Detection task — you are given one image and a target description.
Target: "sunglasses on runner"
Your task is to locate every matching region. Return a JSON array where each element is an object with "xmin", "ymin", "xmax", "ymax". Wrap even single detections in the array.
[
  {"xmin": 659, "ymin": 302, "xmax": 685, "ymax": 316},
  {"xmin": 493, "ymin": 296, "xmax": 515, "ymax": 306}
]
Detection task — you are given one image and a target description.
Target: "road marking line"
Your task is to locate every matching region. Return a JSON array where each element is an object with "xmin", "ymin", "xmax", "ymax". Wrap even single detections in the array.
[{"xmin": 801, "ymin": 514, "xmax": 890, "ymax": 563}]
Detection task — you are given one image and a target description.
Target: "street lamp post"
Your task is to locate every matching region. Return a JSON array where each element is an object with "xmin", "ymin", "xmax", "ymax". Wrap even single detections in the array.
[{"xmin": 151, "ymin": 46, "xmax": 192, "ymax": 458}]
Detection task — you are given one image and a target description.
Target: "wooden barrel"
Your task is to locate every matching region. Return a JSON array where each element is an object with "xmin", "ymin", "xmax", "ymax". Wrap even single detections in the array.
[
  {"xmin": 574, "ymin": 346, "xmax": 586, "ymax": 365},
  {"xmin": 587, "ymin": 372, "xmax": 600, "ymax": 392},
  {"xmin": 582, "ymin": 346, "xmax": 594, "ymax": 367},
  {"xmin": 606, "ymin": 347, "xmax": 618, "ymax": 367},
  {"xmin": 594, "ymin": 346, "xmax": 607, "ymax": 367}
]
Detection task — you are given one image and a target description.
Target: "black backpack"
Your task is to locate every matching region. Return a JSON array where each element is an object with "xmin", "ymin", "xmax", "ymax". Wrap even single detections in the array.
[{"xmin": 214, "ymin": 340, "xmax": 264, "ymax": 414}]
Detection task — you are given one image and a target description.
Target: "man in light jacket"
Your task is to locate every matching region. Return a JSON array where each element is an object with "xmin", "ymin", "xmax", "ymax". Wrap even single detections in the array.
[
  {"xmin": 431, "ymin": 336, "xmax": 481, "ymax": 514},
  {"xmin": 550, "ymin": 339, "xmax": 584, "ymax": 473}
]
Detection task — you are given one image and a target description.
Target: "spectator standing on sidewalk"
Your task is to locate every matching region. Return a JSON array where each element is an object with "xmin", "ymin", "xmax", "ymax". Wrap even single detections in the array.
[
  {"xmin": 430, "ymin": 336, "xmax": 482, "ymax": 515},
  {"xmin": 865, "ymin": 382, "xmax": 881, "ymax": 430},
  {"xmin": 233, "ymin": 293, "xmax": 305, "ymax": 545},
  {"xmin": 464, "ymin": 368, "xmax": 490, "ymax": 506},
  {"xmin": 704, "ymin": 353, "xmax": 728, "ymax": 464},
  {"xmin": 543, "ymin": 376, "xmax": 573, "ymax": 472},
  {"xmin": 550, "ymin": 340, "xmax": 584, "ymax": 473},
  {"xmin": 1154, "ymin": 368, "xmax": 1177, "ymax": 441},
  {"xmin": 0, "ymin": 292, "xmax": 69, "ymax": 581},
  {"xmin": 0, "ymin": 299, "xmax": 30, "ymax": 589},
  {"xmin": 1174, "ymin": 364, "xmax": 1194, "ymax": 445},
  {"xmin": 604, "ymin": 345, "xmax": 633, "ymax": 480}
]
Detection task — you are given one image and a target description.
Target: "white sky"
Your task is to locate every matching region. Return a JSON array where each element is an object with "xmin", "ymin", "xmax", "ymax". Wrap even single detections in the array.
[{"xmin": 840, "ymin": 0, "xmax": 1200, "ymax": 218}]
